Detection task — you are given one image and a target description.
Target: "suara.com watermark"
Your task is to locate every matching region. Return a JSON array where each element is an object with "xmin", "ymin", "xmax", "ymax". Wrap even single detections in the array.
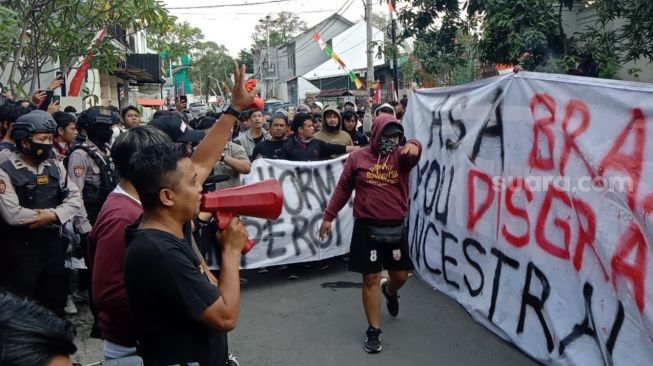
[{"xmin": 489, "ymin": 175, "xmax": 634, "ymax": 193}]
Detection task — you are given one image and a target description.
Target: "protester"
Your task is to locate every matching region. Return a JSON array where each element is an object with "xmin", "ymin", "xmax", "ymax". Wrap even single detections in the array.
[
  {"xmin": 312, "ymin": 112, "xmax": 323, "ymax": 132},
  {"xmin": 0, "ymin": 110, "xmax": 84, "ymax": 317},
  {"xmin": 121, "ymin": 106, "xmax": 141, "ymax": 130},
  {"xmin": 52, "ymin": 111, "xmax": 77, "ymax": 161},
  {"xmin": 90, "ymin": 126, "xmax": 170, "ymax": 360},
  {"xmin": 252, "ymin": 111, "xmax": 289, "ymax": 159},
  {"xmin": 342, "ymin": 109, "xmax": 368, "ymax": 146},
  {"xmin": 319, "ymin": 113, "xmax": 422, "ymax": 354},
  {"xmin": 123, "ymin": 62, "xmax": 254, "ymax": 365},
  {"xmin": 279, "ymin": 112, "xmax": 358, "ymax": 161},
  {"xmin": 342, "ymin": 100, "xmax": 356, "ymax": 111},
  {"xmin": 315, "ymin": 106, "xmax": 354, "ymax": 149},
  {"xmin": 0, "ymin": 103, "xmax": 29, "ymax": 163},
  {"xmin": 0, "ymin": 292, "xmax": 77, "ymax": 366},
  {"xmin": 234, "ymin": 108, "xmax": 270, "ymax": 160},
  {"xmin": 197, "ymin": 115, "xmax": 251, "ymax": 191},
  {"xmin": 310, "ymin": 101, "xmax": 324, "ymax": 115},
  {"xmin": 374, "ymin": 103, "xmax": 396, "ymax": 118},
  {"xmin": 150, "ymin": 114, "xmax": 205, "ymax": 152},
  {"xmin": 390, "ymin": 98, "xmax": 407, "ymax": 120}
]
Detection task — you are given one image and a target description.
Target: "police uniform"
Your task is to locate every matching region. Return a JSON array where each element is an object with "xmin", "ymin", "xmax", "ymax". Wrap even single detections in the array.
[
  {"xmin": 0, "ymin": 151, "xmax": 84, "ymax": 315},
  {"xmin": 67, "ymin": 107, "xmax": 120, "ymax": 225}
]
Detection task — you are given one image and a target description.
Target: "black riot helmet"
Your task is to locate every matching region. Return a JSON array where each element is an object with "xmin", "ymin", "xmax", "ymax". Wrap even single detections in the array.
[
  {"xmin": 11, "ymin": 110, "xmax": 57, "ymax": 141},
  {"xmin": 77, "ymin": 106, "xmax": 119, "ymax": 146}
]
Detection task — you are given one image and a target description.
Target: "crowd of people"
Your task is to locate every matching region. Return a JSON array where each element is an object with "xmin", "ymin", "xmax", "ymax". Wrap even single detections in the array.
[{"xmin": 0, "ymin": 62, "xmax": 420, "ymax": 365}]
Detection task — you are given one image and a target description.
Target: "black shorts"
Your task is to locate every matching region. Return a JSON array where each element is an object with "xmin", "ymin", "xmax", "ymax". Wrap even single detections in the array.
[{"xmin": 348, "ymin": 218, "xmax": 414, "ymax": 274}]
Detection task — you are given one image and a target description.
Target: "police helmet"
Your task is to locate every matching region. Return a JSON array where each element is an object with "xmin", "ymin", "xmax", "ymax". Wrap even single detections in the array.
[
  {"xmin": 11, "ymin": 110, "xmax": 57, "ymax": 140},
  {"xmin": 76, "ymin": 106, "xmax": 120, "ymax": 131}
]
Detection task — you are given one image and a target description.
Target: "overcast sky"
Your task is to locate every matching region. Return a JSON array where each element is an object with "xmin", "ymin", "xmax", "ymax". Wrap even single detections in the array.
[{"xmin": 162, "ymin": 0, "xmax": 367, "ymax": 57}]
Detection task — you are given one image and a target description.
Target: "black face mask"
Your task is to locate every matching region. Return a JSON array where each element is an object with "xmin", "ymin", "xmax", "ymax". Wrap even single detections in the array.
[
  {"xmin": 25, "ymin": 142, "xmax": 53, "ymax": 163},
  {"xmin": 88, "ymin": 125, "xmax": 113, "ymax": 146}
]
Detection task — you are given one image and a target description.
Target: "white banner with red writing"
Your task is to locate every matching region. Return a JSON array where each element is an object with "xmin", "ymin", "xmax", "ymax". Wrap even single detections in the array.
[
  {"xmin": 403, "ymin": 72, "xmax": 653, "ymax": 365},
  {"xmin": 220, "ymin": 156, "xmax": 353, "ymax": 269}
]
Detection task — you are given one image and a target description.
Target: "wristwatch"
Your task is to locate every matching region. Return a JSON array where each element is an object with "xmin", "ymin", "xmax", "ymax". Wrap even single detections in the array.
[{"xmin": 222, "ymin": 104, "xmax": 242, "ymax": 119}]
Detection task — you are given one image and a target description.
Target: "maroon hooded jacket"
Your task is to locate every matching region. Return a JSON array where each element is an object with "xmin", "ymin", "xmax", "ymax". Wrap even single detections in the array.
[{"xmin": 323, "ymin": 113, "xmax": 422, "ymax": 222}]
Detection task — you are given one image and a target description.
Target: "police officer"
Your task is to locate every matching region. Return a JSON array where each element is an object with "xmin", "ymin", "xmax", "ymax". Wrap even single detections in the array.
[
  {"xmin": 67, "ymin": 106, "xmax": 119, "ymax": 224},
  {"xmin": 0, "ymin": 110, "xmax": 84, "ymax": 316}
]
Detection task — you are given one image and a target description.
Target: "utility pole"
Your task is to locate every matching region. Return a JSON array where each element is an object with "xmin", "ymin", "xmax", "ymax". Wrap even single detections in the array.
[
  {"xmin": 390, "ymin": 8, "xmax": 399, "ymax": 101},
  {"xmin": 365, "ymin": 0, "xmax": 374, "ymax": 90}
]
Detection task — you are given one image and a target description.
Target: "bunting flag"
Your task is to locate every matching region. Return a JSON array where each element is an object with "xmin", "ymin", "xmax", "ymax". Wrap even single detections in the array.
[
  {"xmin": 67, "ymin": 27, "xmax": 108, "ymax": 96},
  {"xmin": 387, "ymin": 0, "xmax": 396, "ymax": 14},
  {"xmin": 313, "ymin": 32, "xmax": 364, "ymax": 89}
]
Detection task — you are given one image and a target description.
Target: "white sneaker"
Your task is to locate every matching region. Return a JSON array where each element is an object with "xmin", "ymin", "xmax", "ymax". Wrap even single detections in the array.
[{"xmin": 64, "ymin": 295, "xmax": 78, "ymax": 315}]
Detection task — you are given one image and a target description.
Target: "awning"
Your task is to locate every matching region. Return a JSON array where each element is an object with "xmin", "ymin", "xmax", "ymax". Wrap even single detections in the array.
[
  {"xmin": 317, "ymin": 88, "xmax": 354, "ymax": 97},
  {"xmin": 112, "ymin": 67, "xmax": 165, "ymax": 84},
  {"xmin": 137, "ymin": 98, "xmax": 166, "ymax": 107}
]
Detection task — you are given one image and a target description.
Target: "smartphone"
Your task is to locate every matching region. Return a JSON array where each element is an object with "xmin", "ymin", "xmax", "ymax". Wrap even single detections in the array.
[
  {"xmin": 38, "ymin": 90, "xmax": 54, "ymax": 111},
  {"xmin": 56, "ymin": 71, "xmax": 66, "ymax": 97},
  {"xmin": 52, "ymin": 95, "xmax": 61, "ymax": 104},
  {"xmin": 179, "ymin": 95, "xmax": 188, "ymax": 104}
]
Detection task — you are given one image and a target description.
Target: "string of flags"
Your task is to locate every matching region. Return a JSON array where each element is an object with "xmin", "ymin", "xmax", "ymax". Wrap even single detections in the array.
[{"xmin": 312, "ymin": 32, "xmax": 364, "ymax": 89}]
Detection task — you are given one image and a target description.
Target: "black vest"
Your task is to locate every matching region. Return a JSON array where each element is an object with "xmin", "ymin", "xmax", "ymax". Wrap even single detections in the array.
[
  {"xmin": 0, "ymin": 158, "xmax": 66, "ymax": 243},
  {"xmin": 68, "ymin": 142, "xmax": 119, "ymax": 224}
]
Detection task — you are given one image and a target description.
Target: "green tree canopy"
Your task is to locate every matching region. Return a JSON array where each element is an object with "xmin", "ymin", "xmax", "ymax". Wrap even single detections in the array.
[{"xmin": 250, "ymin": 11, "xmax": 307, "ymax": 50}]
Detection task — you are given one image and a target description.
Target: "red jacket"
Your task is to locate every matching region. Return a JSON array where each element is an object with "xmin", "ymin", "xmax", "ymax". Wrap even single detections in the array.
[
  {"xmin": 324, "ymin": 114, "xmax": 422, "ymax": 222},
  {"xmin": 90, "ymin": 191, "xmax": 142, "ymax": 347}
]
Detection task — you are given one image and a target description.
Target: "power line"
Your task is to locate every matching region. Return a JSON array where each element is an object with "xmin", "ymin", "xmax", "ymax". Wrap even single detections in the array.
[
  {"xmin": 166, "ymin": 0, "xmax": 295, "ymax": 10},
  {"xmin": 294, "ymin": 0, "xmax": 356, "ymax": 55},
  {"xmin": 175, "ymin": 9, "xmax": 340, "ymax": 16}
]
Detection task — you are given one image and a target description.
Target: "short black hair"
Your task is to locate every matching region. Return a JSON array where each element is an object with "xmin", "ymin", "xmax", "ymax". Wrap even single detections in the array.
[
  {"xmin": 111, "ymin": 125, "xmax": 171, "ymax": 177},
  {"xmin": 291, "ymin": 112, "xmax": 313, "ymax": 134},
  {"xmin": 0, "ymin": 292, "xmax": 77, "ymax": 366},
  {"xmin": 129, "ymin": 143, "xmax": 191, "ymax": 210},
  {"xmin": 52, "ymin": 111, "xmax": 76, "ymax": 132},
  {"xmin": 121, "ymin": 105, "xmax": 140, "ymax": 120},
  {"xmin": 271, "ymin": 113, "xmax": 288, "ymax": 124},
  {"xmin": 389, "ymin": 101, "xmax": 399, "ymax": 107},
  {"xmin": 342, "ymin": 110, "xmax": 356, "ymax": 121},
  {"xmin": 63, "ymin": 106, "xmax": 77, "ymax": 113},
  {"xmin": 152, "ymin": 109, "xmax": 173, "ymax": 119},
  {"xmin": 194, "ymin": 116, "xmax": 217, "ymax": 130},
  {"xmin": 0, "ymin": 103, "xmax": 28, "ymax": 125},
  {"xmin": 400, "ymin": 98, "xmax": 408, "ymax": 108}
]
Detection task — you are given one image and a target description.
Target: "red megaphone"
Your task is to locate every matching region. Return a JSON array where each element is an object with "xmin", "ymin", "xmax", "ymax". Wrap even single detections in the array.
[{"xmin": 201, "ymin": 179, "xmax": 283, "ymax": 254}]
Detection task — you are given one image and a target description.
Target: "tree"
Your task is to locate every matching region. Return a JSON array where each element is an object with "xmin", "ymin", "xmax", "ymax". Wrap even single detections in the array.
[
  {"xmin": 189, "ymin": 41, "xmax": 234, "ymax": 103},
  {"xmin": 2, "ymin": 0, "xmax": 174, "ymax": 96},
  {"xmin": 250, "ymin": 11, "xmax": 307, "ymax": 50},
  {"xmin": 237, "ymin": 49, "xmax": 255, "ymax": 74},
  {"xmin": 148, "ymin": 21, "xmax": 204, "ymax": 66}
]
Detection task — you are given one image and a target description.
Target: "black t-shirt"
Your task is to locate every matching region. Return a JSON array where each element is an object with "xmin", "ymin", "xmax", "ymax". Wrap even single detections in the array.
[
  {"xmin": 124, "ymin": 225, "xmax": 227, "ymax": 366},
  {"xmin": 252, "ymin": 139, "xmax": 286, "ymax": 159},
  {"xmin": 279, "ymin": 138, "xmax": 347, "ymax": 161},
  {"xmin": 350, "ymin": 131, "xmax": 369, "ymax": 146},
  {"xmin": 252, "ymin": 134, "xmax": 264, "ymax": 144}
]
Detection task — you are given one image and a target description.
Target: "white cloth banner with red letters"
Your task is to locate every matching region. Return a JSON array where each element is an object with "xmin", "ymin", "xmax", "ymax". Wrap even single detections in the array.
[{"xmin": 403, "ymin": 72, "xmax": 653, "ymax": 365}]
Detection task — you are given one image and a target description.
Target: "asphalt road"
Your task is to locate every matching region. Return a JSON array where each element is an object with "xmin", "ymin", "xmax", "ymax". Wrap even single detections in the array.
[{"xmin": 73, "ymin": 260, "xmax": 538, "ymax": 366}]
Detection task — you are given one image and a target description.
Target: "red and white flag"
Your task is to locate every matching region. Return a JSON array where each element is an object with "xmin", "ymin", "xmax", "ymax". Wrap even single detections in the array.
[
  {"xmin": 67, "ymin": 27, "xmax": 108, "ymax": 97},
  {"xmin": 373, "ymin": 80, "xmax": 382, "ymax": 104}
]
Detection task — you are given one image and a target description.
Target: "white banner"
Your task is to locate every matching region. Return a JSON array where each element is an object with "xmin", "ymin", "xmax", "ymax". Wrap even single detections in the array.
[
  {"xmin": 403, "ymin": 72, "xmax": 653, "ymax": 365},
  {"xmin": 237, "ymin": 156, "xmax": 353, "ymax": 269}
]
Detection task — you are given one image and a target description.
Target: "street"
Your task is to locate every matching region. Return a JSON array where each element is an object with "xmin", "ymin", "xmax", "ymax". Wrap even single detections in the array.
[{"xmin": 73, "ymin": 261, "xmax": 537, "ymax": 365}]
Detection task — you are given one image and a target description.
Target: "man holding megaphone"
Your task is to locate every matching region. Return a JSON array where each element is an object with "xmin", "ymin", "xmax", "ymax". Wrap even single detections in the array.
[{"xmin": 123, "ymin": 63, "xmax": 257, "ymax": 366}]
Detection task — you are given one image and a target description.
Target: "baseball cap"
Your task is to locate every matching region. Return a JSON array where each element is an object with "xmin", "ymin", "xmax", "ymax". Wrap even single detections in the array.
[
  {"xmin": 382, "ymin": 122, "xmax": 404, "ymax": 136},
  {"xmin": 311, "ymin": 101, "xmax": 324, "ymax": 110},
  {"xmin": 78, "ymin": 106, "xmax": 119, "ymax": 126},
  {"xmin": 150, "ymin": 115, "xmax": 204, "ymax": 143}
]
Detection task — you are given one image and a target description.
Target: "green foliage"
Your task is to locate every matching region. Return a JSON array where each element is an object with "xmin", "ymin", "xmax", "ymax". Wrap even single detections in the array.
[
  {"xmin": 0, "ymin": 5, "xmax": 19, "ymax": 71},
  {"xmin": 475, "ymin": 0, "xmax": 563, "ymax": 68},
  {"xmin": 2, "ymin": 0, "xmax": 176, "ymax": 96},
  {"xmin": 149, "ymin": 21, "xmax": 204, "ymax": 63},
  {"xmin": 237, "ymin": 49, "xmax": 255, "ymax": 74},
  {"xmin": 189, "ymin": 42, "xmax": 234, "ymax": 102},
  {"xmin": 251, "ymin": 11, "xmax": 307, "ymax": 50}
]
